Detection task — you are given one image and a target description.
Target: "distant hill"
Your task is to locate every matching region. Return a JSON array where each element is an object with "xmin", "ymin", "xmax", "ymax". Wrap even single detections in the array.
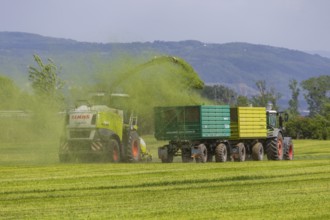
[{"xmin": 1, "ymin": 32, "xmax": 330, "ymax": 109}]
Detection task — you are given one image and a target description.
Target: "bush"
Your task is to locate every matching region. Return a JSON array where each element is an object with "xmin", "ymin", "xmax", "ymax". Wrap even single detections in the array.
[{"xmin": 286, "ymin": 116, "xmax": 329, "ymax": 140}]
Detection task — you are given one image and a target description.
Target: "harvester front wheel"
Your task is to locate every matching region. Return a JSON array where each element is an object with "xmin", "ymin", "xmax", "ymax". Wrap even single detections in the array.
[
  {"xmin": 109, "ymin": 139, "xmax": 121, "ymax": 163},
  {"xmin": 126, "ymin": 131, "xmax": 141, "ymax": 162},
  {"xmin": 283, "ymin": 137, "xmax": 294, "ymax": 160},
  {"xmin": 215, "ymin": 143, "xmax": 227, "ymax": 162},
  {"xmin": 252, "ymin": 142, "xmax": 264, "ymax": 161},
  {"xmin": 267, "ymin": 132, "xmax": 284, "ymax": 160}
]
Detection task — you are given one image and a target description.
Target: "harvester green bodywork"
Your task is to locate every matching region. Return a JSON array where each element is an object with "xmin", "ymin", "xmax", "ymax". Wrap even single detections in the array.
[{"xmin": 59, "ymin": 104, "xmax": 151, "ymax": 163}]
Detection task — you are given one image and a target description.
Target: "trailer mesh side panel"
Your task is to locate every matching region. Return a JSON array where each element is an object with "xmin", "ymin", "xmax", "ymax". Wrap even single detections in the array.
[{"xmin": 154, "ymin": 105, "xmax": 230, "ymax": 140}]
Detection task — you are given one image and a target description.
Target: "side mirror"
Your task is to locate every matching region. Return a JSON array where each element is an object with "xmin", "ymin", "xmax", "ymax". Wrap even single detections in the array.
[{"xmin": 284, "ymin": 113, "xmax": 289, "ymax": 122}]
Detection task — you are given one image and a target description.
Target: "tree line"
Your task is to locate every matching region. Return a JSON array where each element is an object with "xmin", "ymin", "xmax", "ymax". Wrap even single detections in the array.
[{"xmin": 0, "ymin": 54, "xmax": 329, "ymax": 140}]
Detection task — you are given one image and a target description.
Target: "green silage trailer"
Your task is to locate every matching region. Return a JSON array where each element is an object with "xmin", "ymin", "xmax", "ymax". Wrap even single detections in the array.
[
  {"xmin": 154, "ymin": 105, "xmax": 294, "ymax": 163},
  {"xmin": 155, "ymin": 105, "xmax": 231, "ymax": 162}
]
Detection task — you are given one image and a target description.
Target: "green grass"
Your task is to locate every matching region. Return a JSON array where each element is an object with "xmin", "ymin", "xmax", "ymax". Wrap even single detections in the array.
[{"xmin": 0, "ymin": 137, "xmax": 329, "ymax": 219}]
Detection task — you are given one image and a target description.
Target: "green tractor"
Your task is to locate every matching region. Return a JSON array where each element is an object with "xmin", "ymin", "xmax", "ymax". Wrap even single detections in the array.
[
  {"xmin": 265, "ymin": 104, "xmax": 294, "ymax": 161},
  {"xmin": 59, "ymin": 93, "xmax": 152, "ymax": 163}
]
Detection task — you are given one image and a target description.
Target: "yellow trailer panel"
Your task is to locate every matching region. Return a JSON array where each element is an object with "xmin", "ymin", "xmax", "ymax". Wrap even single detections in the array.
[{"xmin": 230, "ymin": 107, "xmax": 267, "ymax": 139}]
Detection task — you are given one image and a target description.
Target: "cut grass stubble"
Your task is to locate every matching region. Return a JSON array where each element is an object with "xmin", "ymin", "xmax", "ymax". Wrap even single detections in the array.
[{"xmin": 0, "ymin": 139, "xmax": 329, "ymax": 219}]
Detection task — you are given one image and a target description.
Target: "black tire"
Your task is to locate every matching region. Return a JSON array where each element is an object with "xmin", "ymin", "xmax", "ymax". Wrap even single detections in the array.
[
  {"xmin": 109, "ymin": 139, "xmax": 121, "ymax": 163},
  {"xmin": 252, "ymin": 142, "xmax": 264, "ymax": 161},
  {"xmin": 159, "ymin": 145, "xmax": 174, "ymax": 163},
  {"xmin": 283, "ymin": 137, "xmax": 294, "ymax": 160},
  {"xmin": 236, "ymin": 143, "xmax": 246, "ymax": 162},
  {"xmin": 207, "ymin": 151, "xmax": 213, "ymax": 162},
  {"xmin": 162, "ymin": 154, "xmax": 174, "ymax": 163},
  {"xmin": 195, "ymin": 144, "xmax": 207, "ymax": 163},
  {"xmin": 215, "ymin": 143, "xmax": 227, "ymax": 162},
  {"xmin": 126, "ymin": 131, "xmax": 141, "ymax": 162},
  {"xmin": 182, "ymin": 147, "xmax": 193, "ymax": 163},
  {"xmin": 267, "ymin": 132, "xmax": 284, "ymax": 160}
]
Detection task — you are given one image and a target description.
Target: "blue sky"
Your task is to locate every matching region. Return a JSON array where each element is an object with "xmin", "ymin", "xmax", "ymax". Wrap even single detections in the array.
[{"xmin": 1, "ymin": 0, "xmax": 330, "ymax": 51}]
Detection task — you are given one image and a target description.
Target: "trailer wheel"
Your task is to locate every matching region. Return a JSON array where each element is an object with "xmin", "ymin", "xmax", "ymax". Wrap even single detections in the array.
[
  {"xmin": 237, "ymin": 143, "xmax": 246, "ymax": 162},
  {"xmin": 252, "ymin": 142, "xmax": 264, "ymax": 161},
  {"xmin": 267, "ymin": 132, "xmax": 284, "ymax": 160},
  {"xmin": 195, "ymin": 144, "xmax": 207, "ymax": 163},
  {"xmin": 162, "ymin": 154, "xmax": 174, "ymax": 163},
  {"xmin": 126, "ymin": 131, "xmax": 141, "ymax": 162},
  {"xmin": 109, "ymin": 139, "xmax": 121, "ymax": 162},
  {"xmin": 207, "ymin": 151, "xmax": 213, "ymax": 162},
  {"xmin": 215, "ymin": 143, "xmax": 227, "ymax": 162},
  {"xmin": 182, "ymin": 148, "xmax": 193, "ymax": 163},
  {"xmin": 159, "ymin": 145, "xmax": 174, "ymax": 163},
  {"xmin": 283, "ymin": 137, "xmax": 294, "ymax": 160}
]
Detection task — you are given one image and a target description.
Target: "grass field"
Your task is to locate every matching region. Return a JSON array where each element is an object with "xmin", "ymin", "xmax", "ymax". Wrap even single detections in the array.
[{"xmin": 0, "ymin": 137, "xmax": 329, "ymax": 219}]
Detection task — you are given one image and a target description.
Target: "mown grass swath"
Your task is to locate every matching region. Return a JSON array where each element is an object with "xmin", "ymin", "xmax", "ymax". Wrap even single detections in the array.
[{"xmin": 0, "ymin": 139, "xmax": 329, "ymax": 219}]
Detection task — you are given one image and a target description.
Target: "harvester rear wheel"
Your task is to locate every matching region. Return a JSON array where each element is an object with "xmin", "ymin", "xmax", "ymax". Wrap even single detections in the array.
[
  {"xmin": 126, "ymin": 131, "xmax": 141, "ymax": 162},
  {"xmin": 195, "ymin": 144, "xmax": 207, "ymax": 163},
  {"xmin": 109, "ymin": 139, "xmax": 121, "ymax": 163},
  {"xmin": 215, "ymin": 143, "xmax": 227, "ymax": 162},
  {"xmin": 283, "ymin": 137, "xmax": 294, "ymax": 160},
  {"xmin": 252, "ymin": 142, "xmax": 264, "ymax": 161},
  {"xmin": 267, "ymin": 132, "xmax": 284, "ymax": 160}
]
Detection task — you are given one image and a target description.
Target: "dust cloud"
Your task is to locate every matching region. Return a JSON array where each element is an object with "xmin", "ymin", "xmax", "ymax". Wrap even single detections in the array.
[
  {"xmin": 83, "ymin": 54, "xmax": 207, "ymax": 133},
  {"xmin": 0, "ymin": 54, "xmax": 207, "ymax": 164}
]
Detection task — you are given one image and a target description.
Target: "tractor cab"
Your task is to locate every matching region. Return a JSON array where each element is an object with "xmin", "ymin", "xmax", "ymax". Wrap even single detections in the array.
[{"xmin": 266, "ymin": 103, "xmax": 289, "ymax": 130}]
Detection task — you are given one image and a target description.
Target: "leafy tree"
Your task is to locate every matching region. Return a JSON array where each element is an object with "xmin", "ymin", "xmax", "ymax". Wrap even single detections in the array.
[
  {"xmin": 288, "ymin": 79, "xmax": 300, "ymax": 117},
  {"xmin": 28, "ymin": 54, "xmax": 65, "ymax": 105},
  {"xmin": 286, "ymin": 114, "xmax": 329, "ymax": 140},
  {"xmin": 250, "ymin": 80, "xmax": 281, "ymax": 109},
  {"xmin": 301, "ymin": 75, "xmax": 330, "ymax": 117},
  {"xmin": 236, "ymin": 95, "xmax": 250, "ymax": 107}
]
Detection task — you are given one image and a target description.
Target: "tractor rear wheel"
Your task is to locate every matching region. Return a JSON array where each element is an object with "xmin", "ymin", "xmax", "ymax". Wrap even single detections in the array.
[
  {"xmin": 195, "ymin": 144, "xmax": 207, "ymax": 163},
  {"xmin": 215, "ymin": 143, "xmax": 227, "ymax": 162},
  {"xmin": 267, "ymin": 132, "xmax": 284, "ymax": 160},
  {"xmin": 126, "ymin": 131, "xmax": 141, "ymax": 162},
  {"xmin": 283, "ymin": 137, "xmax": 294, "ymax": 160},
  {"xmin": 252, "ymin": 142, "xmax": 264, "ymax": 161}
]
